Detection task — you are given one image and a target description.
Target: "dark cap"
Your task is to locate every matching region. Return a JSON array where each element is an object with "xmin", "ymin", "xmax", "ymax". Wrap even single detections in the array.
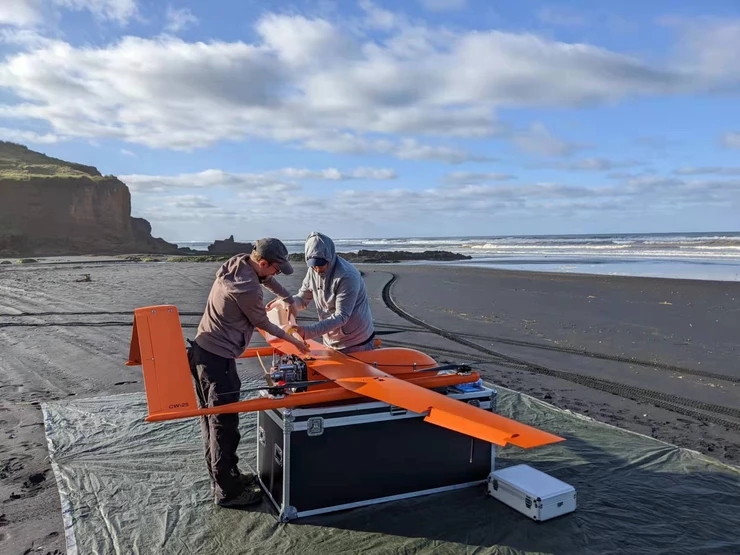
[
  {"xmin": 307, "ymin": 257, "xmax": 328, "ymax": 267},
  {"xmin": 253, "ymin": 238, "xmax": 293, "ymax": 275}
]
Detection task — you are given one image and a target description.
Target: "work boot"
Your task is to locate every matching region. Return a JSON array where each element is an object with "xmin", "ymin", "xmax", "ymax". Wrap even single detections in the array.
[
  {"xmin": 238, "ymin": 471, "xmax": 256, "ymax": 487},
  {"xmin": 215, "ymin": 484, "xmax": 263, "ymax": 508}
]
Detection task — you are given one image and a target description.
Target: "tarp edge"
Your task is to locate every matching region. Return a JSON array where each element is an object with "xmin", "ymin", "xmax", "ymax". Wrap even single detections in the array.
[{"xmin": 41, "ymin": 402, "xmax": 80, "ymax": 555}]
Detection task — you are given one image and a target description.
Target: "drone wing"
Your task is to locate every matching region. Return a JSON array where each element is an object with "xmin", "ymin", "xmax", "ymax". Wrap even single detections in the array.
[{"xmin": 258, "ymin": 307, "xmax": 564, "ymax": 449}]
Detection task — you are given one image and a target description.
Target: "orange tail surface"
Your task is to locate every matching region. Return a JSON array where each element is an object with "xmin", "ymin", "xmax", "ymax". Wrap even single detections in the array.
[{"xmin": 126, "ymin": 305, "xmax": 198, "ymax": 420}]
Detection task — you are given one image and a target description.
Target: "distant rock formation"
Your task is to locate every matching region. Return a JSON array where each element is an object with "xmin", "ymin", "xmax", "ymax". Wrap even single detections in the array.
[
  {"xmin": 207, "ymin": 235, "xmax": 253, "ymax": 255},
  {"xmin": 0, "ymin": 141, "xmax": 181, "ymax": 257},
  {"xmin": 287, "ymin": 249, "xmax": 472, "ymax": 263}
]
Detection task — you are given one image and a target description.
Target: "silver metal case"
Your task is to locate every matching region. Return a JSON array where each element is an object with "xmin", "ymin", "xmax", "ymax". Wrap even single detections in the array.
[{"xmin": 487, "ymin": 463, "xmax": 576, "ymax": 522}]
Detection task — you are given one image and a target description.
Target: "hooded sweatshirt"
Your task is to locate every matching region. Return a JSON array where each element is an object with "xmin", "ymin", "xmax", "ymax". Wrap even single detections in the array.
[
  {"xmin": 194, "ymin": 254, "xmax": 295, "ymax": 359},
  {"xmin": 291, "ymin": 232, "xmax": 374, "ymax": 350}
]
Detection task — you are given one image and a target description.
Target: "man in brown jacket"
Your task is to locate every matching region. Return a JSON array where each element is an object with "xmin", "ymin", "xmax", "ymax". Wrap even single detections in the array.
[{"xmin": 188, "ymin": 238, "xmax": 309, "ymax": 508}]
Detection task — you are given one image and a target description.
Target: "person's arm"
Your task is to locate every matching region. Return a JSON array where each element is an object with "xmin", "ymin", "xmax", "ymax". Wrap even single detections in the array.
[
  {"xmin": 290, "ymin": 272, "xmax": 314, "ymax": 311},
  {"xmin": 264, "ymin": 274, "xmax": 312, "ymax": 316},
  {"xmin": 236, "ymin": 291, "xmax": 295, "ymax": 342},
  {"xmin": 260, "ymin": 276, "xmax": 296, "ymax": 306},
  {"xmin": 299, "ymin": 278, "xmax": 359, "ymax": 340}
]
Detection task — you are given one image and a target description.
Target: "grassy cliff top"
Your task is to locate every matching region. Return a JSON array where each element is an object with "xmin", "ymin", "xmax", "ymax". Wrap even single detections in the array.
[{"xmin": 0, "ymin": 141, "xmax": 105, "ymax": 180}]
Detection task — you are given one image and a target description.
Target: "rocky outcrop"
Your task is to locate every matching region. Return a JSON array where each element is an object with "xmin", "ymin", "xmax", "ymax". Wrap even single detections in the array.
[
  {"xmin": 131, "ymin": 217, "xmax": 184, "ymax": 254},
  {"xmin": 0, "ymin": 141, "xmax": 180, "ymax": 257},
  {"xmin": 287, "ymin": 249, "xmax": 471, "ymax": 263},
  {"xmin": 207, "ymin": 235, "xmax": 253, "ymax": 255}
]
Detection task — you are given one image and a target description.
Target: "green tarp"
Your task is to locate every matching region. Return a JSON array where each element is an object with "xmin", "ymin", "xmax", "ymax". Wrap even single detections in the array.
[{"xmin": 42, "ymin": 381, "xmax": 740, "ymax": 555}]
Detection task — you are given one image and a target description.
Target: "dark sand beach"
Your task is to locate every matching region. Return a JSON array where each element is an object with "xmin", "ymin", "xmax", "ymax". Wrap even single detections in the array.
[{"xmin": 1, "ymin": 259, "xmax": 739, "ymax": 554}]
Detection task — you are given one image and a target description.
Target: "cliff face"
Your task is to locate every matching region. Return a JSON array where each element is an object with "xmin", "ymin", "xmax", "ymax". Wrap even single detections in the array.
[{"xmin": 0, "ymin": 142, "xmax": 180, "ymax": 257}]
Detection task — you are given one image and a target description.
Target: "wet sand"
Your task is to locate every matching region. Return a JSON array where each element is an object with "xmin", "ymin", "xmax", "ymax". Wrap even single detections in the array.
[{"xmin": 0, "ymin": 259, "xmax": 738, "ymax": 554}]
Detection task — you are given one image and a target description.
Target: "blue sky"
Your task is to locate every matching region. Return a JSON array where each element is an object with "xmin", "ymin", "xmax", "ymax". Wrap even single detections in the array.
[{"xmin": 1, "ymin": 0, "xmax": 739, "ymax": 243}]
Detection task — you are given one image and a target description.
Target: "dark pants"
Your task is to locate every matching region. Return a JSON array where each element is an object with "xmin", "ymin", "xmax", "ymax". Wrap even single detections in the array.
[{"xmin": 187, "ymin": 340, "xmax": 242, "ymax": 501}]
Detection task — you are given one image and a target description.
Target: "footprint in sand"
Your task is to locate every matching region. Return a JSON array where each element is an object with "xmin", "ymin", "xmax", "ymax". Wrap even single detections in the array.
[
  {"xmin": 22, "ymin": 471, "xmax": 47, "ymax": 490},
  {"xmin": 0, "ymin": 457, "xmax": 25, "ymax": 479}
]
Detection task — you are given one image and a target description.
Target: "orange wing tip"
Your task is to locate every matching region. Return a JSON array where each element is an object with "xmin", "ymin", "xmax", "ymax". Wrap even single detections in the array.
[{"xmin": 424, "ymin": 407, "xmax": 516, "ymax": 447}]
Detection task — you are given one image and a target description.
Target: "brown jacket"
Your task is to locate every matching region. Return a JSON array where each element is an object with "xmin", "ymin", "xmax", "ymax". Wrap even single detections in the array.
[{"xmin": 194, "ymin": 254, "xmax": 295, "ymax": 358}]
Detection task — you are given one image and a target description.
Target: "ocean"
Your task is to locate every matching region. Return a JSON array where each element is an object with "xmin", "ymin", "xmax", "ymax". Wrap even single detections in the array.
[{"xmin": 175, "ymin": 231, "xmax": 740, "ymax": 283}]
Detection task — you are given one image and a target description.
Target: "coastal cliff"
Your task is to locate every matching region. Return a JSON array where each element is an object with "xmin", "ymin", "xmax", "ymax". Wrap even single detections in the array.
[{"xmin": 0, "ymin": 142, "xmax": 180, "ymax": 257}]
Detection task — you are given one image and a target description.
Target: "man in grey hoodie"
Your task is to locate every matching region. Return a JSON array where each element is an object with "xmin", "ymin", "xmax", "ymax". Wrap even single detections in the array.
[
  {"xmin": 188, "ymin": 238, "xmax": 309, "ymax": 508},
  {"xmin": 267, "ymin": 232, "xmax": 376, "ymax": 353}
]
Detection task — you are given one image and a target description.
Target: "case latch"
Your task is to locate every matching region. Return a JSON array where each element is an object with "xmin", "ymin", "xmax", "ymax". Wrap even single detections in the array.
[{"xmin": 307, "ymin": 416, "xmax": 324, "ymax": 436}]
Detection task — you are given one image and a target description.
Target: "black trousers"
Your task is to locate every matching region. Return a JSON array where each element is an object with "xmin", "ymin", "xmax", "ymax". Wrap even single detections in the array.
[{"xmin": 187, "ymin": 340, "xmax": 242, "ymax": 501}]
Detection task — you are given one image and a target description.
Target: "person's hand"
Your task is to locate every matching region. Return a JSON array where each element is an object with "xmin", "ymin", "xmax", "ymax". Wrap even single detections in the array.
[
  {"xmin": 286, "ymin": 302, "xmax": 298, "ymax": 319},
  {"xmin": 265, "ymin": 298, "xmax": 283, "ymax": 311},
  {"xmin": 287, "ymin": 335, "xmax": 310, "ymax": 354}
]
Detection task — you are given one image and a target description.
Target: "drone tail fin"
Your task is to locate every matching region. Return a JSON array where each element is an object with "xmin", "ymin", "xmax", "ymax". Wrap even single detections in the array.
[{"xmin": 126, "ymin": 305, "xmax": 199, "ymax": 421}]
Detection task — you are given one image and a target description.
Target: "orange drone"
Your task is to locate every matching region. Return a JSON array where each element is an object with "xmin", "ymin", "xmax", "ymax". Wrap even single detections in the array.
[{"xmin": 125, "ymin": 304, "xmax": 564, "ymax": 449}]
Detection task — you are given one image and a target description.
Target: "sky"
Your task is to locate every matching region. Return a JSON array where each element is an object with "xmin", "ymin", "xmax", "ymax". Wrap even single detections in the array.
[{"xmin": 0, "ymin": 0, "xmax": 739, "ymax": 243}]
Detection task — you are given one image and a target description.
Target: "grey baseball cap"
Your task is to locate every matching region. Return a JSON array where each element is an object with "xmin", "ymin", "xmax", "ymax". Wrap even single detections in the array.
[{"xmin": 253, "ymin": 238, "xmax": 293, "ymax": 275}]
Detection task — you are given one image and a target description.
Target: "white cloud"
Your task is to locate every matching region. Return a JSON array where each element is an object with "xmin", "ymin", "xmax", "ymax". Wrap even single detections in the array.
[
  {"xmin": 661, "ymin": 17, "xmax": 740, "ymax": 84},
  {"xmin": 128, "ymin": 167, "xmax": 740, "ymax": 239},
  {"xmin": 276, "ymin": 166, "xmax": 397, "ymax": 180},
  {"xmin": 359, "ymin": 0, "xmax": 401, "ymax": 31},
  {"xmin": 722, "ymin": 132, "xmax": 740, "ymax": 149},
  {"xmin": 0, "ymin": 10, "xmax": 737, "ymax": 160},
  {"xmin": 0, "ymin": 127, "xmax": 58, "ymax": 143},
  {"xmin": 51, "ymin": 0, "xmax": 137, "ymax": 24},
  {"xmin": 119, "ymin": 166, "xmax": 397, "ymax": 193},
  {"xmin": 0, "ymin": 28, "xmax": 57, "ymax": 49},
  {"xmin": 675, "ymin": 166, "xmax": 740, "ymax": 175},
  {"xmin": 0, "ymin": 0, "xmax": 42, "ymax": 26},
  {"xmin": 443, "ymin": 171, "xmax": 515, "ymax": 185},
  {"xmin": 164, "ymin": 6, "xmax": 198, "ymax": 34},
  {"xmin": 320, "ymin": 175, "xmax": 740, "ymax": 225},
  {"xmin": 299, "ymin": 134, "xmax": 487, "ymax": 163},
  {"xmin": 558, "ymin": 158, "xmax": 641, "ymax": 171},
  {"xmin": 166, "ymin": 194, "xmax": 217, "ymax": 209},
  {"xmin": 0, "ymin": 0, "xmax": 137, "ymax": 28},
  {"xmin": 511, "ymin": 123, "xmax": 583, "ymax": 157}
]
